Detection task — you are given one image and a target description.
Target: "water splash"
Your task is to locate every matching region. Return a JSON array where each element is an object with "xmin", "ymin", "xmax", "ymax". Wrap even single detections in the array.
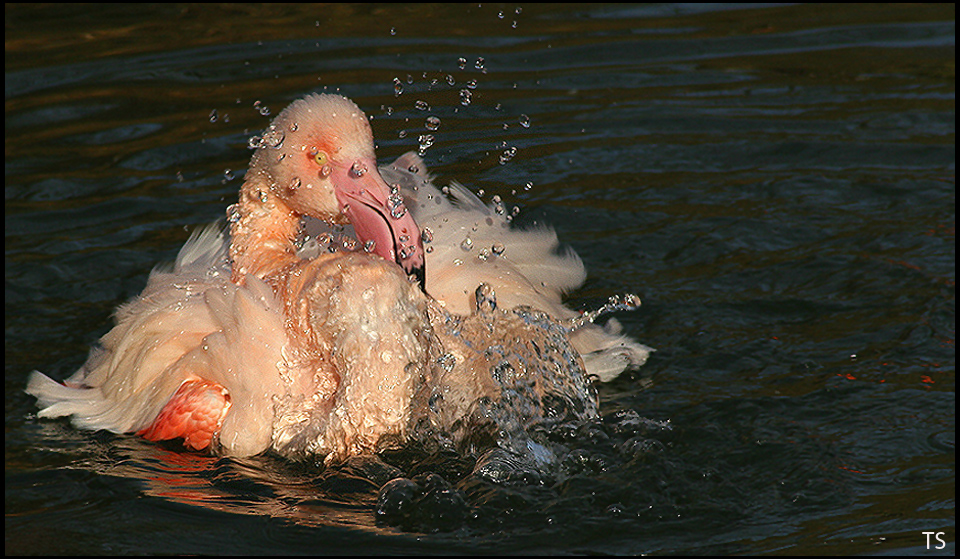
[
  {"xmin": 563, "ymin": 294, "xmax": 643, "ymax": 333},
  {"xmin": 407, "ymin": 300, "xmax": 600, "ymax": 482}
]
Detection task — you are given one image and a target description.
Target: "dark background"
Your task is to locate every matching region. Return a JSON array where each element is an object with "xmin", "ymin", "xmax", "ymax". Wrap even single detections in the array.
[{"xmin": 6, "ymin": 3, "xmax": 954, "ymax": 554}]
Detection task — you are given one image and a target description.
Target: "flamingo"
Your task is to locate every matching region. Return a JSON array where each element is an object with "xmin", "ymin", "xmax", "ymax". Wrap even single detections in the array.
[{"xmin": 27, "ymin": 93, "xmax": 650, "ymax": 463}]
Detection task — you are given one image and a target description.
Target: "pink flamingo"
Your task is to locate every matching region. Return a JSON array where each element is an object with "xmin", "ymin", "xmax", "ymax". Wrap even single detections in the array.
[{"xmin": 27, "ymin": 94, "xmax": 650, "ymax": 463}]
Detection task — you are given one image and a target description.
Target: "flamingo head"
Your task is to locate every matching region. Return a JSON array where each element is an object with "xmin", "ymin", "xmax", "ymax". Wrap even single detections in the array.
[{"xmin": 246, "ymin": 93, "xmax": 425, "ymax": 286}]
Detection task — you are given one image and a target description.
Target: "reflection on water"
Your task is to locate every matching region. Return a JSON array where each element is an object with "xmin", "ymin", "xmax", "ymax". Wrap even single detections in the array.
[
  {"xmin": 5, "ymin": 3, "xmax": 954, "ymax": 556},
  {"xmin": 29, "ymin": 392, "xmax": 858, "ymax": 548}
]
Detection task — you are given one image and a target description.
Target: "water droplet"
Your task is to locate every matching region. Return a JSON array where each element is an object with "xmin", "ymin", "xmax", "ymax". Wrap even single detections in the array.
[
  {"xmin": 474, "ymin": 57, "xmax": 485, "ymax": 71},
  {"xmin": 253, "ymin": 100, "xmax": 271, "ymax": 116},
  {"xmin": 209, "ymin": 109, "xmax": 218, "ymax": 123},
  {"xmin": 226, "ymin": 203, "xmax": 241, "ymax": 223},
  {"xmin": 437, "ymin": 352, "xmax": 457, "ymax": 373},
  {"xmin": 457, "ymin": 57, "xmax": 467, "ymax": 70},
  {"xmin": 491, "ymin": 242, "xmax": 505, "ymax": 255},
  {"xmin": 349, "ymin": 161, "xmax": 367, "ymax": 178},
  {"xmin": 499, "ymin": 146, "xmax": 517, "ymax": 165},
  {"xmin": 415, "ymin": 100, "xmax": 429, "ymax": 111},
  {"xmin": 393, "ymin": 77, "xmax": 403, "ymax": 97},
  {"xmin": 425, "ymin": 115, "xmax": 441, "ymax": 131},
  {"xmin": 341, "ymin": 236, "xmax": 358, "ymax": 252},
  {"xmin": 223, "ymin": 168, "xmax": 234, "ymax": 181},
  {"xmin": 418, "ymin": 134, "xmax": 434, "ymax": 156},
  {"xmin": 519, "ymin": 114, "xmax": 531, "ymax": 128},
  {"xmin": 474, "ymin": 283, "xmax": 497, "ymax": 313},
  {"xmin": 420, "ymin": 227, "xmax": 434, "ymax": 244},
  {"xmin": 399, "ymin": 244, "xmax": 418, "ymax": 260},
  {"xmin": 262, "ymin": 126, "xmax": 284, "ymax": 149},
  {"xmin": 388, "ymin": 193, "xmax": 407, "ymax": 219},
  {"xmin": 459, "ymin": 89, "xmax": 472, "ymax": 106}
]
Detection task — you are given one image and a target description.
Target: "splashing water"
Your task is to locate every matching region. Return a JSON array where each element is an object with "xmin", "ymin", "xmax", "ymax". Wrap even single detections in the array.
[
  {"xmin": 563, "ymin": 293, "xmax": 643, "ymax": 333},
  {"xmin": 376, "ymin": 296, "xmax": 604, "ymax": 531},
  {"xmin": 408, "ymin": 297, "xmax": 600, "ymax": 468}
]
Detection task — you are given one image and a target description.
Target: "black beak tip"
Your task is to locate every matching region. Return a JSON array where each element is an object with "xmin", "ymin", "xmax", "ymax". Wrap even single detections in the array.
[{"xmin": 411, "ymin": 263, "xmax": 427, "ymax": 294}]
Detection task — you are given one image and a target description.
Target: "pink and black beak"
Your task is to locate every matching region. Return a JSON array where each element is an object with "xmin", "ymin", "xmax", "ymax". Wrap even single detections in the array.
[{"xmin": 332, "ymin": 158, "xmax": 426, "ymax": 291}]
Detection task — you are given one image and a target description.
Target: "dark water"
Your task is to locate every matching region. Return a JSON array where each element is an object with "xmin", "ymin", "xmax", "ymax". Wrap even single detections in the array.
[{"xmin": 5, "ymin": 3, "xmax": 954, "ymax": 555}]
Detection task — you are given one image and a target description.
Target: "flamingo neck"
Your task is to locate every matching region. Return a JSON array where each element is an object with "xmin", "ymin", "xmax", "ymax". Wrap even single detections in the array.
[{"xmin": 229, "ymin": 179, "xmax": 301, "ymax": 284}]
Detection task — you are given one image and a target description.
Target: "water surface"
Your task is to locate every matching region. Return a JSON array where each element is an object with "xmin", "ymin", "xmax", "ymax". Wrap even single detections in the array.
[{"xmin": 5, "ymin": 3, "xmax": 954, "ymax": 555}]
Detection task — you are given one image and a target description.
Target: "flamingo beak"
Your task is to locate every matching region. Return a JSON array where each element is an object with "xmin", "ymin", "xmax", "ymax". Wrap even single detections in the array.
[{"xmin": 332, "ymin": 158, "xmax": 426, "ymax": 290}]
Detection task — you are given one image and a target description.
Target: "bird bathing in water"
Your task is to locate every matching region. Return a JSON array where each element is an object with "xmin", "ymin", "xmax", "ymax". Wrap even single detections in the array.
[{"xmin": 26, "ymin": 93, "xmax": 652, "ymax": 464}]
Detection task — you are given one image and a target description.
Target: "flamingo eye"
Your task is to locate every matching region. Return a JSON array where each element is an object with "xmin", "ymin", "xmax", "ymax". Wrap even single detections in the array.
[{"xmin": 311, "ymin": 149, "xmax": 328, "ymax": 167}]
